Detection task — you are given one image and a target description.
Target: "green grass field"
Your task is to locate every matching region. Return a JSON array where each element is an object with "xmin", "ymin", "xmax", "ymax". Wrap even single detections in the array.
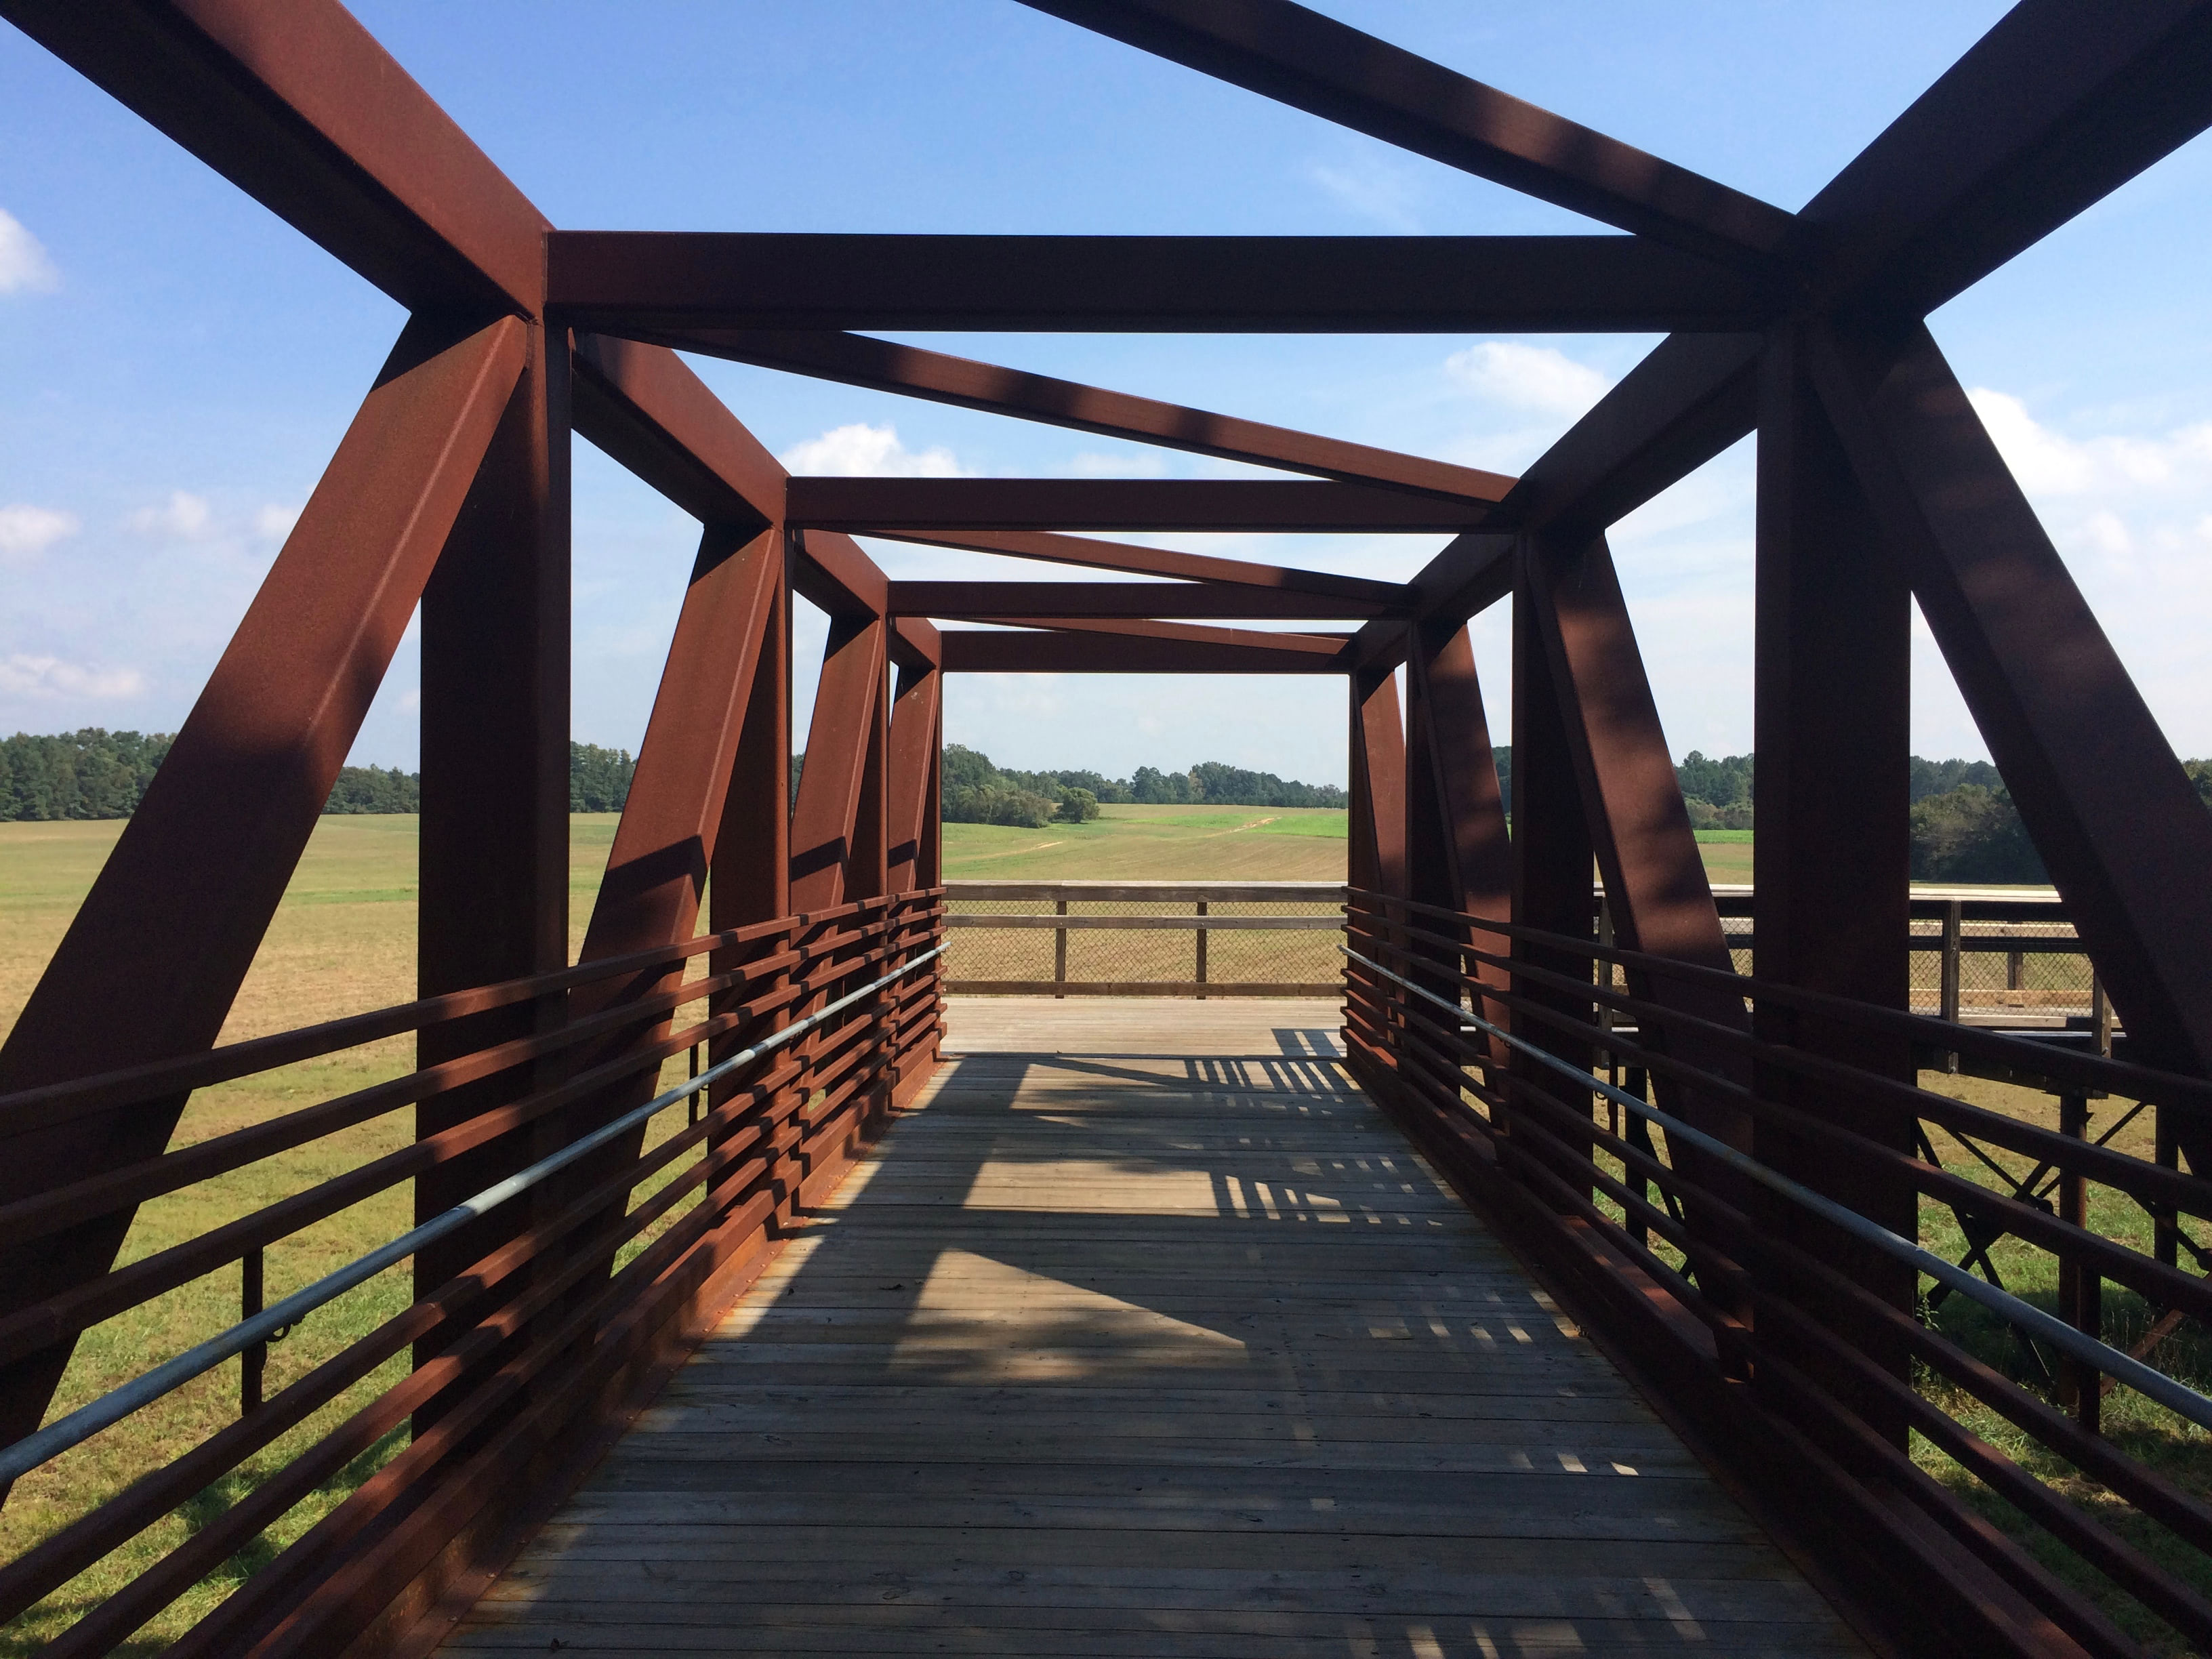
[{"xmin": 0, "ymin": 808, "xmax": 2196, "ymax": 1651}]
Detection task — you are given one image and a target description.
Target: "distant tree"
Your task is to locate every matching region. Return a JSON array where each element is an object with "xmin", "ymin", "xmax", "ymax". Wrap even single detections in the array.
[
  {"xmin": 1056, "ymin": 787, "xmax": 1100, "ymax": 823},
  {"xmin": 1187, "ymin": 761, "xmax": 1346, "ymax": 808},
  {"xmin": 1909, "ymin": 756, "xmax": 2004, "ymax": 803},
  {"xmin": 1129, "ymin": 765, "xmax": 1193, "ymax": 804},
  {"xmin": 325, "ymin": 764, "xmax": 420, "ymax": 813},
  {"xmin": 0, "ymin": 729, "xmax": 174, "ymax": 820},
  {"xmin": 1909, "ymin": 785, "xmax": 2048, "ymax": 882},
  {"xmin": 569, "ymin": 741, "xmax": 635, "ymax": 812},
  {"xmin": 1675, "ymin": 751, "xmax": 1754, "ymax": 829}
]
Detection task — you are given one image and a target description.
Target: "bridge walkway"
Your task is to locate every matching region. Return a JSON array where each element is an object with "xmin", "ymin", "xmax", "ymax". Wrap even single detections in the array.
[{"xmin": 441, "ymin": 1000, "xmax": 1864, "ymax": 1657}]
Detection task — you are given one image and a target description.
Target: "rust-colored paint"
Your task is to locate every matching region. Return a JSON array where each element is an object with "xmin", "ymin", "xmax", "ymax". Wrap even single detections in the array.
[
  {"xmin": 886, "ymin": 665, "xmax": 942, "ymax": 895},
  {"xmin": 0, "ymin": 313, "xmax": 527, "ymax": 1458},
  {"xmin": 791, "ymin": 615, "xmax": 888, "ymax": 912}
]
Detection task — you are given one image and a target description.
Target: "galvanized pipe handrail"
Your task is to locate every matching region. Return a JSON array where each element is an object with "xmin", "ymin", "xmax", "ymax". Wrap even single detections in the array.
[
  {"xmin": 0, "ymin": 890, "xmax": 941, "ymax": 1132},
  {"xmin": 1342, "ymin": 942, "xmax": 2212, "ymax": 1435},
  {"xmin": 1349, "ymin": 885, "xmax": 2196, "ymax": 1111},
  {"xmin": 0, "ymin": 939, "xmax": 947, "ymax": 1486}
]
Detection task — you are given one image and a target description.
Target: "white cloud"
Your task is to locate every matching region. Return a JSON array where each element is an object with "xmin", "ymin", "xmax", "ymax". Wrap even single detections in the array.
[
  {"xmin": 778, "ymin": 423, "xmax": 962, "ymax": 477},
  {"xmin": 0, "ymin": 653, "xmax": 144, "ymax": 699},
  {"xmin": 1967, "ymin": 388, "xmax": 2212, "ymax": 498},
  {"xmin": 1446, "ymin": 342, "xmax": 1613, "ymax": 416},
  {"xmin": 254, "ymin": 502, "xmax": 301, "ymax": 541},
  {"xmin": 1308, "ymin": 156, "xmax": 1423, "ymax": 232},
  {"xmin": 1068, "ymin": 451, "xmax": 1167, "ymax": 479},
  {"xmin": 0, "ymin": 504, "xmax": 79, "ymax": 563},
  {"xmin": 128, "ymin": 490, "xmax": 213, "ymax": 538},
  {"xmin": 0, "ymin": 209, "xmax": 59, "ymax": 295}
]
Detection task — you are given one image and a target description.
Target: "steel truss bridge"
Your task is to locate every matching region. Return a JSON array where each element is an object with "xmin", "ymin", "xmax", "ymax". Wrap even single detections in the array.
[{"xmin": 5, "ymin": 3, "xmax": 2212, "ymax": 1655}]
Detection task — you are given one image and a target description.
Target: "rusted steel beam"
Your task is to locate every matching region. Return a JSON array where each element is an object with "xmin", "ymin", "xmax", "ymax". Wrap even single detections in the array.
[
  {"xmin": 1523, "ymin": 532, "xmax": 1751, "ymax": 1153},
  {"xmin": 1809, "ymin": 323, "xmax": 2212, "ymax": 1128},
  {"xmin": 548, "ymin": 232, "xmax": 1775, "ymax": 333},
  {"xmin": 1011, "ymin": 0, "xmax": 1793, "ymax": 271},
  {"xmin": 1343, "ymin": 533, "xmax": 1513, "ymax": 672},
  {"xmin": 548, "ymin": 526, "xmax": 785, "ymax": 1277},
  {"xmin": 1502, "ymin": 333, "xmax": 1767, "ymax": 544},
  {"xmin": 567, "ymin": 338, "xmax": 897, "ymax": 621},
  {"xmin": 791, "ymin": 617, "xmax": 890, "ymax": 910},
  {"xmin": 938, "ymin": 630, "xmax": 1343, "ymax": 675},
  {"xmin": 571, "ymin": 333, "xmax": 780, "ymax": 531},
  {"xmin": 1004, "ymin": 616, "xmax": 1348, "ymax": 651},
  {"xmin": 1404, "ymin": 623, "xmax": 1513, "ymax": 1025},
  {"xmin": 889, "ymin": 615, "xmax": 943, "ymax": 670},
  {"xmin": 577, "ymin": 528, "xmax": 785, "ymax": 972},
  {"xmin": 712, "ymin": 570, "xmax": 792, "ymax": 936},
  {"xmin": 1507, "ymin": 567, "xmax": 1595, "ymax": 1155},
  {"xmin": 644, "ymin": 329, "xmax": 1513, "ymax": 504},
  {"xmin": 887, "ymin": 580, "xmax": 1394, "ymax": 621},
  {"xmin": 0, "ymin": 314, "xmax": 527, "ymax": 1460},
  {"xmin": 1346, "ymin": 334, "xmax": 1764, "ymax": 668},
  {"xmin": 789, "ymin": 477, "xmax": 1491, "ymax": 533},
  {"xmin": 886, "ymin": 664, "xmax": 942, "ymax": 895},
  {"xmin": 866, "ymin": 527, "xmax": 1409, "ymax": 605},
  {"xmin": 412, "ymin": 321, "xmax": 571, "ymax": 1426},
  {"xmin": 1348, "ymin": 670, "xmax": 1408, "ymax": 903},
  {"xmin": 1799, "ymin": 0, "xmax": 2212, "ymax": 323},
  {"xmin": 0, "ymin": 0, "xmax": 548, "ymax": 314},
  {"xmin": 1753, "ymin": 325, "xmax": 1917, "ymax": 1443}
]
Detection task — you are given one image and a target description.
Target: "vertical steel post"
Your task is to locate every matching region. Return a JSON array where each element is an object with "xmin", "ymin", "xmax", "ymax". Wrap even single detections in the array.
[
  {"xmin": 413, "ymin": 318, "xmax": 571, "ymax": 1432},
  {"xmin": 791, "ymin": 611, "xmax": 889, "ymax": 912},
  {"xmin": 1195, "ymin": 899, "xmax": 1208, "ymax": 1000},
  {"xmin": 0, "ymin": 316, "xmax": 526, "ymax": 1462},
  {"xmin": 1509, "ymin": 551, "xmax": 1595, "ymax": 1182},
  {"xmin": 1404, "ymin": 617, "xmax": 1513, "ymax": 1061},
  {"xmin": 1753, "ymin": 323, "xmax": 1917, "ymax": 1443}
]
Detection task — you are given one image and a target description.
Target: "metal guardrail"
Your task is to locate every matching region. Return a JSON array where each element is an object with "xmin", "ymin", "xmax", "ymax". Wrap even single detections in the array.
[
  {"xmin": 1345, "ymin": 941, "xmax": 2212, "ymax": 1435},
  {"xmin": 0, "ymin": 943, "xmax": 947, "ymax": 1488},
  {"xmin": 943, "ymin": 880, "xmax": 1345, "ymax": 998},
  {"xmin": 1341, "ymin": 887, "xmax": 2212, "ymax": 1655}
]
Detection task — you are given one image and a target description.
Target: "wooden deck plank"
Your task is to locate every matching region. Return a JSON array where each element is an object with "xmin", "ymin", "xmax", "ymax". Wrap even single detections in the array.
[{"xmin": 444, "ymin": 999, "xmax": 1862, "ymax": 1658}]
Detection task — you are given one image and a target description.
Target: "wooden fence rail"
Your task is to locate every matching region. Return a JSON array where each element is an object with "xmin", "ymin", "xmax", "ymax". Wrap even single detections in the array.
[{"xmin": 943, "ymin": 880, "xmax": 1347, "ymax": 998}]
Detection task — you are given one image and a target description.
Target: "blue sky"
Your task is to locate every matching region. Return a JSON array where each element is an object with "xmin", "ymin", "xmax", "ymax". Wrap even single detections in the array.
[{"xmin": 5, "ymin": 2, "xmax": 2211, "ymax": 786}]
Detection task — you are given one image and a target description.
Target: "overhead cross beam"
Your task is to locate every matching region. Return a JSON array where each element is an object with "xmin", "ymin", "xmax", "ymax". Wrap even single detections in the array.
[
  {"xmin": 939, "ymin": 622, "xmax": 1345, "ymax": 674},
  {"xmin": 787, "ymin": 476, "xmax": 1491, "ymax": 533},
  {"xmin": 651, "ymin": 328, "xmax": 1514, "ymax": 504},
  {"xmin": 1010, "ymin": 0, "xmax": 1796, "ymax": 270},
  {"xmin": 861, "ymin": 527, "xmax": 1406, "ymax": 605},
  {"xmin": 888, "ymin": 581, "xmax": 1397, "ymax": 621},
  {"xmin": 548, "ymin": 232, "xmax": 1778, "ymax": 334}
]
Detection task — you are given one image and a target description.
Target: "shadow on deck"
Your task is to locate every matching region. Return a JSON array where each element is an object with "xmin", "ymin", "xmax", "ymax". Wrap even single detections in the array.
[{"xmin": 443, "ymin": 999, "xmax": 1863, "ymax": 1657}]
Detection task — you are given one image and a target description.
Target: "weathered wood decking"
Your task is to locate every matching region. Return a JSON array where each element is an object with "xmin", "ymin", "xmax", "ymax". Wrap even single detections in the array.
[{"xmin": 445, "ymin": 999, "xmax": 1863, "ymax": 1657}]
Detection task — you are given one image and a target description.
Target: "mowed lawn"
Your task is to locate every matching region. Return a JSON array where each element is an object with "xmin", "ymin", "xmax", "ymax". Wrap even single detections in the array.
[
  {"xmin": 0, "ymin": 808, "xmax": 1884, "ymax": 1652},
  {"xmin": 0, "ymin": 815, "xmax": 626, "ymax": 1654}
]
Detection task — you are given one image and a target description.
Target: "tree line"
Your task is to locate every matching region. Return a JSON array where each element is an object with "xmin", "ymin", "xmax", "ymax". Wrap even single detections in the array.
[
  {"xmin": 934, "ymin": 745, "xmax": 1349, "ymax": 830},
  {"xmin": 16, "ymin": 728, "xmax": 2212, "ymax": 886},
  {"xmin": 0, "ymin": 730, "xmax": 637, "ymax": 820}
]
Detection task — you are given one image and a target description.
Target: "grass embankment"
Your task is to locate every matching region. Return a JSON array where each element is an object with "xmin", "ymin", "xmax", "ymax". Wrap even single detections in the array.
[
  {"xmin": 0, "ymin": 804, "xmax": 1353, "ymax": 1647},
  {"xmin": 0, "ymin": 815, "xmax": 626, "ymax": 1653},
  {"xmin": 942, "ymin": 804, "xmax": 1349, "ymax": 985},
  {"xmin": 1584, "ymin": 1067, "xmax": 2211, "ymax": 1654},
  {"xmin": 8, "ymin": 811, "xmax": 2176, "ymax": 1646}
]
